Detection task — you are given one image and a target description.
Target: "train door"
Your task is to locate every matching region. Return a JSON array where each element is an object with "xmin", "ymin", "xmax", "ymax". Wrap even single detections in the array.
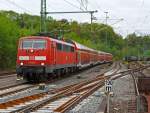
[
  {"xmin": 77, "ymin": 51, "xmax": 81, "ymax": 67},
  {"xmin": 51, "ymin": 41, "xmax": 56, "ymax": 65}
]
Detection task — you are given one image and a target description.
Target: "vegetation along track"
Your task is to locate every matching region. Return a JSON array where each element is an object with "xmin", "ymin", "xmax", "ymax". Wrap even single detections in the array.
[{"xmin": 0, "ymin": 62, "xmax": 120, "ymax": 113}]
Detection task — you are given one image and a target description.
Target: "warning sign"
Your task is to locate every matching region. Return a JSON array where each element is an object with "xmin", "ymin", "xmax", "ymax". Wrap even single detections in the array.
[{"xmin": 105, "ymin": 80, "xmax": 113, "ymax": 92}]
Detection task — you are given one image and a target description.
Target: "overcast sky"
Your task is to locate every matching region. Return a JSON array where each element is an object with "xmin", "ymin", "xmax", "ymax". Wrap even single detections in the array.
[{"xmin": 0, "ymin": 0, "xmax": 150, "ymax": 37}]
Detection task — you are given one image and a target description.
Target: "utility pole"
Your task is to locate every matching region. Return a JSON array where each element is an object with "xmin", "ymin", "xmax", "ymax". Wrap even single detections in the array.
[
  {"xmin": 104, "ymin": 11, "xmax": 109, "ymax": 24},
  {"xmin": 41, "ymin": 0, "xmax": 47, "ymax": 32},
  {"xmin": 90, "ymin": 12, "xmax": 94, "ymax": 24}
]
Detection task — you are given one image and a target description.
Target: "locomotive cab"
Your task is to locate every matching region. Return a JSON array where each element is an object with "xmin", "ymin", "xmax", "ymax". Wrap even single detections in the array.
[{"xmin": 16, "ymin": 36, "xmax": 49, "ymax": 81}]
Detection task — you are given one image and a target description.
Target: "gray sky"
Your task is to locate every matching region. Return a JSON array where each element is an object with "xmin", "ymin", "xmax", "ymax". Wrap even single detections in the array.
[{"xmin": 0, "ymin": 0, "xmax": 150, "ymax": 37}]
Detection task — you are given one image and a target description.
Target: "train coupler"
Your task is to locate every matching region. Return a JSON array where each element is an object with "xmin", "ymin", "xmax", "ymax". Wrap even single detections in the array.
[{"xmin": 17, "ymin": 75, "xmax": 24, "ymax": 81}]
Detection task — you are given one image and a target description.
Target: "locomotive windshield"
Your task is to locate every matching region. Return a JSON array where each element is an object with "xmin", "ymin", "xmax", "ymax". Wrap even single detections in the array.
[{"xmin": 21, "ymin": 39, "xmax": 46, "ymax": 49}]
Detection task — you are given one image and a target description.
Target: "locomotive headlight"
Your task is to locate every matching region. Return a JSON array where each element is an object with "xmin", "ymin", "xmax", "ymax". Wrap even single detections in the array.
[
  {"xmin": 30, "ymin": 49, "xmax": 34, "ymax": 53},
  {"xmin": 41, "ymin": 62, "xmax": 45, "ymax": 66},
  {"xmin": 20, "ymin": 62, "xmax": 23, "ymax": 65}
]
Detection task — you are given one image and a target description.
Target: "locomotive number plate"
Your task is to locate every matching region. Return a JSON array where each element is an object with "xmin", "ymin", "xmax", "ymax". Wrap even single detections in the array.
[
  {"xmin": 28, "ymin": 61, "xmax": 36, "ymax": 64},
  {"xmin": 29, "ymin": 56, "xmax": 35, "ymax": 60}
]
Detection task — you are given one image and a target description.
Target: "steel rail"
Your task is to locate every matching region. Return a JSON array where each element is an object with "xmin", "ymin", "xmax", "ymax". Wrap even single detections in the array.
[
  {"xmin": 11, "ymin": 62, "xmax": 118, "ymax": 113},
  {"xmin": 108, "ymin": 64, "xmax": 150, "ymax": 78},
  {"xmin": 13, "ymin": 75, "xmax": 107, "ymax": 112},
  {"xmin": 0, "ymin": 62, "xmax": 118, "ymax": 113},
  {"xmin": 0, "ymin": 64, "xmax": 110, "ymax": 98},
  {"xmin": 54, "ymin": 82, "xmax": 105, "ymax": 113},
  {"xmin": 0, "ymin": 74, "xmax": 16, "ymax": 79},
  {"xmin": 131, "ymin": 72, "xmax": 140, "ymax": 96},
  {"xmin": 0, "ymin": 85, "xmax": 35, "ymax": 97},
  {"xmin": 52, "ymin": 63, "xmax": 121, "ymax": 113},
  {"xmin": 4, "ymin": 62, "xmax": 147, "ymax": 113},
  {"xmin": 0, "ymin": 71, "xmax": 15, "ymax": 76}
]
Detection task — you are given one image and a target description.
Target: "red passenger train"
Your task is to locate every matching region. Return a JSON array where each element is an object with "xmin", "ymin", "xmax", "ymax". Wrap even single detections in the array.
[{"xmin": 16, "ymin": 35, "xmax": 113, "ymax": 82}]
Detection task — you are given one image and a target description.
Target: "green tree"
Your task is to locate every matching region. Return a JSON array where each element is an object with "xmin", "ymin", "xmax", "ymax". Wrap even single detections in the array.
[{"xmin": 0, "ymin": 15, "xmax": 19, "ymax": 69}]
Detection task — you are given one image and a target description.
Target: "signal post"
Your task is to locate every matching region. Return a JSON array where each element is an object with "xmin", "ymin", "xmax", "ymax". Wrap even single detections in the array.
[{"xmin": 105, "ymin": 79, "xmax": 113, "ymax": 113}]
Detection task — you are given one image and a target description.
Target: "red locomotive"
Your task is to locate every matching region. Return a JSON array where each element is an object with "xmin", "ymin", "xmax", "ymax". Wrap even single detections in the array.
[{"xmin": 16, "ymin": 35, "xmax": 113, "ymax": 82}]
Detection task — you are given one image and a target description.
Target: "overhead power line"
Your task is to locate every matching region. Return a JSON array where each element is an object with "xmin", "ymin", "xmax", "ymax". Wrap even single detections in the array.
[
  {"xmin": 76, "ymin": 0, "xmax": 82, "ymax": 10},
  {"xmin": 110, "ymin": 19, "xmax": 124, "ymax": 26},
  {"xmin": 45, "ymin": 10, "xmax": 98, "ymax": 24},
  {"xmin": 63, "ymin": 0, "xmax": 84, "ymax": 11},
  {"xmin": 45, "ymin": 10, "xmax": 97, "ymax": 14},
  {"xmin": 6, "ymin": 0, "xmax": 32, "ymax": 14},
  {"xmin": 80, "ymin": 0, "xmax": 88, "ymax": 11},
  {"xmin": 47, "ymin": 3, "xmax": 55, "ymax": 11},
  {"xmin": 76, "ymin": 0, "xmax": 87, "ymax": 10},
  {"xmin": 40, "ymin": 0, "xmax": 98, "ymax": 32},
  {"xmin": 1, "ymin": 0, "xmax": 13, "ymax": 9}
]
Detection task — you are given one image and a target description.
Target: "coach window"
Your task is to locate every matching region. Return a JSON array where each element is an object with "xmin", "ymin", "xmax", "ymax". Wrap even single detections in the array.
[
  {"xmin": 71, "ymin": 47, "xmax": 74, "ymax": 52},
  {"xmin": 56, "ymin": 43, "xmax": 62, "ymax": 51},
  {"xmin": 63, "ymin": 45, "xmax": 66, "ymax": 51},
  {"xmin": 68, "ymin": 46, "xmax": 71, "ymax": 52},
  {"xmin": 63, "ymin": 45, "xmax": 71, "ymax": 52},
  {"xmin": 67, "ymin": 46, "xmax": 70, "ymax": 52},
  {"xmin": 63, "ymin": 45, "xmax": 67, "ymax": 52}
]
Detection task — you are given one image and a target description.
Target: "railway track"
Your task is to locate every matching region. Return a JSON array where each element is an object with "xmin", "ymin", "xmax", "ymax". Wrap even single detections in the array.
[
  {"xmin": 0, "ymin": 63, "xmax": 111, "ymax": 97},
  {"xmin": 0, "ymin": 62, "xmax": 120, "ymax": 113},
  {"xmin": 0, "ymin": 62, "xmax": 148, "ymax": 113},
  {"xmin": 0, "ymin": 71, "xmax": 15, "ymax": 76},
  {"xmin": 0, "ymin": 84, "xmax": 35, "ymax": 97},
  {"xmin": 0, "ymin": 72, "xmax": 27, "ymax": 91},
  {"xmin": 0, "ymin": 70, "xmax": 16, "ymax": 79},
  {"xmin": 0, "ymin": 74, "xmax": 16, "ymax": 79}
]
